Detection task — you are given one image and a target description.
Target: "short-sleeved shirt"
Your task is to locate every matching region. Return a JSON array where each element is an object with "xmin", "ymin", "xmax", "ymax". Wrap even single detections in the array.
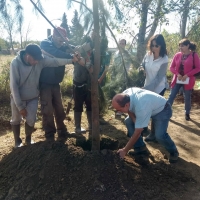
[{"xmin": 123, "ymin": 87, "xmax": 167, "ymax": 128}]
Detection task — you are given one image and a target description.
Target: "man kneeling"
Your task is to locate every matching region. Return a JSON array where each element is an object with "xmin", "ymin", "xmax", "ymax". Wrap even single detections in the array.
[{"xmin": 112, "ymin": 87, "xmax": 179, "ymax": 163}]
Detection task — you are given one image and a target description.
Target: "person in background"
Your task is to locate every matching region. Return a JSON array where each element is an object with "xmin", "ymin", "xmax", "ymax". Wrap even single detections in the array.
[
  {"xmin": 168, "ymin": 39, "xmax": 200, "ymax": 121},
  {"xmin": 112, "ymin": 38, "xmax": 133, "ymax": 75},
  {"xmin": 10, "ymin": 43, "xmax": 82, "ymax": 148},
  {"xmin": 111, "ymin": 38, "xmax": 133, "ymax": 116},
  {"xmin": 98, "ymin": 37, "xmax": 111, "ymax": 87},
  {"xmin": 112, "ymin": 87, "xmax": 179, "ymax": 163},
  {"xmin": 139, "ymin": 34, "xmax": 168, "ymax": 142}
]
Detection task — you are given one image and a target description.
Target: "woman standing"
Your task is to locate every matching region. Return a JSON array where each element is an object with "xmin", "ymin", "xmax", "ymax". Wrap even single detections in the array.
[
  {"xmin": 168, "ymin": 39, "xmax": 200, "ymax": 120},
  {"xmin": 139, "ymin": 34, "xmax": 169, "ymax": 142}
]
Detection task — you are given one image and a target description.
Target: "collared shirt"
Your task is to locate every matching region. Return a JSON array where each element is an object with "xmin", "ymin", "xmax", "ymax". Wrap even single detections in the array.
[{"xmin": 123, "ymin": 87, "xmax": 166, "ymax": 128}]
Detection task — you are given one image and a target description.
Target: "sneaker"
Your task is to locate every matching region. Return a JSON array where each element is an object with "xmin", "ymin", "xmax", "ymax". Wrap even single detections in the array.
[
  {"xmin": 185, "ymin": 114, "xmax": 190, "ymax": 121},
  {"xmin": 169, "ymin": 152, "xmax": 179, "ymax": 163},
  {"xmin": 144, "ymin": 133, "xmax": 157, "ymax": 142},
  {"xmin": 128, "ymin": 145, "xmax": 148, "ymax": 156}
]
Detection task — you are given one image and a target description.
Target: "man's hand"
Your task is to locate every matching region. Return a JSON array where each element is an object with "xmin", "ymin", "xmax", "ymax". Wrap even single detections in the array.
[
  {"xmin": 177, "ymin": 74, "xmax": 182, "ymax": 80},
  {"xmin": 98, "ymin": 78, "xmax": 103, "ymax": 84},
  {"xmin": 78, "ymin": 57, "xmax": 85, "ymax": 66},
  {"xmin": 72, "ymin": 54, "xmax": 79, "ymax": 62},
  {"xmin": 20, "ymin": 109, "xmax": 27, "ymax": 118},
  {"xmin": 117, "ymin": 148, "xmax": 128, "ymax": 159}
]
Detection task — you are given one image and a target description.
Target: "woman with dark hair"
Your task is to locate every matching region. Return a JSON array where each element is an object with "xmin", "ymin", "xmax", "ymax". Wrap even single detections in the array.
[
  {"xmin": 168, "ymin": 39, "xmax": 200, "ymax": 120},
  {"xmin": 139, "ymin": 34, "xmax": 169, "ymax": 142}
]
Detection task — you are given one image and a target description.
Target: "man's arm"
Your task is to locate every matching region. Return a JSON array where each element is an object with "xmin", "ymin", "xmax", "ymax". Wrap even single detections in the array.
[
  {"xmin": 143, "ymin": 62, "xmax": 168, "ymax": 91},
  {"xmin": 41, "ymin": 54, "xmax": 85, "ymax": 68},
  {"xmin": 40, "ymin": 40, "xmax": 73, "ymax": 59},
  {"xmin": 10, "ymin": 60, "xmax": 25, "ymax": 111},
  {"xmin": 98, "ymin": 65, "xmax": 109, "ymax": 84},
  {"xmin": 98, "ymin": 53, "xmax": 111, "ymax": 84}
]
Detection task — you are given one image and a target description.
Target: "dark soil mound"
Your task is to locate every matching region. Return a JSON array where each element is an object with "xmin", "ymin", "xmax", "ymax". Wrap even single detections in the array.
[
  {"xmin": 0, "ymin": 141, "xmax": 195, "ymax": 200},
  {"xmin": 175, "ymin": 89, "xmax": 200, "ymax": 106}
]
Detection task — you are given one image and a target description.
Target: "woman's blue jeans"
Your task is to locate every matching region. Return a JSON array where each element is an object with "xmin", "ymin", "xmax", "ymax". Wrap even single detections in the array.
[
  {"xmin": 168, "ymin": 83, "xmax": 192, "ymax": 115},
  {"xmin": 124, "ymin": 103, "xmax": 178, "ymax": 153}
]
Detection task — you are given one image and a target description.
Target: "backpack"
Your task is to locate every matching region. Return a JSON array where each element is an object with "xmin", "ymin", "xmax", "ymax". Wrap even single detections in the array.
[{"xmin": 192, "ymin": 52, "xmax": 200, "ymax": 78}]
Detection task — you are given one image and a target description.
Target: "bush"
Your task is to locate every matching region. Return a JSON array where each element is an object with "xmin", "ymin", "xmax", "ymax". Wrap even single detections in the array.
[
  {"xmin": 103, "ymin": 68, "xmax": 145, "ymax": 99},
  {"xmin": 60, "ymin": 71, "xmax": 73, "ymax": 96},
  {"xmin": 0, "ymin": 60, "xmax": 11, "ymax": 103}
]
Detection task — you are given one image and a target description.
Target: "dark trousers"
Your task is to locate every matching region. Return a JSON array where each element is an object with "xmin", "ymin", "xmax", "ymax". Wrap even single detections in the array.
[
  {"xmin": 40, "ymin": 83, "xmax": 66, "ymax": 136},
  {"xmin": 73, "ymin": 80, "xmax": 92, "ymax": 112}
]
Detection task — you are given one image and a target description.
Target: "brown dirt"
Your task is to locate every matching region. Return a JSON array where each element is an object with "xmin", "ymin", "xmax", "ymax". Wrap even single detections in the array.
[{"xmin": 0, "ymin": 92, "xmax": 200, "ymax": 200}]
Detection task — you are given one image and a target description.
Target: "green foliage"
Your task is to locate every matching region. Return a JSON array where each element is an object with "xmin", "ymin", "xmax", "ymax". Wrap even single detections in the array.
[
  {"xmin": 60, "ymin": 12, "xmax": 71, "ymax": 39},
  {"xmin": 60, "ymin": 71, "xmax": 73, "ymax": 95},
  {"xmin": 70, "ymin": 10, "xmax": 84, "ymax": 46},
  {"xmin": 103, "ymin": 68, "xmax": 145, "ymax": 99},
  {"xmin": 0, "ymin": 38, "xmax": 8, "ymax": 50},
  {"xmin": 0, "ymin": 60, "xmax": 11, "ymax": 102},
  {"xmin": 161, "ymin": 29, "xmax": 181, "ymax": 58},
  {"xmin": 187, "ymin": 19, "xmax": 200, "ymax": 55}
]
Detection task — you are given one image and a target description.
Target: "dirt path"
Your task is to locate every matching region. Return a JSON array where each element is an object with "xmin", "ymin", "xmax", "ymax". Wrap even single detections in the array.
[{"xmin": 0, "ymin": 100, "xmax": 200, "ymax": 199}]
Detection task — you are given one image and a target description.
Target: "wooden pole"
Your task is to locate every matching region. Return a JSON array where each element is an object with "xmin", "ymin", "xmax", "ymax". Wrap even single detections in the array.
[{"xmin": 91, "ymin": 0, "xmax": 100, "ymax": 151}]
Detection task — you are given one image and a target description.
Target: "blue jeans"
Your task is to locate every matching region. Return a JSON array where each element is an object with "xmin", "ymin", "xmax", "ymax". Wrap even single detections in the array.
[
  {"xmin": 125, "ymin": 117, "xmax": 146, "ymax": 149},
  {"xmin": 125, "ymin": 103, "xmax": 178, "ymax": 153},
  {"xmin": 168, "ymin": 83, "xmax": 192, "ymax": 115}
]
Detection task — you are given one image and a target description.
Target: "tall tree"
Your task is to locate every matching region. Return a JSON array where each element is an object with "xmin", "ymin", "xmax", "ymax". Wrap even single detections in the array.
[
  {"xmin": 60, "ymin": 12, "xmax": 71, "ymax": 39},
  {"xmin": 179, "ymin": 0, "xmax": 200, "ymax": 38},
  {"xmin": 110, "ymin": 0, "xmax": 178, "ymax": 65},
  {"xmin": 0, "ymin": 10, "xmax": 17, "ymax": 52},
  {"xmin": 70, "ymin": 10, "xmax": 84, "ymax": 45}
]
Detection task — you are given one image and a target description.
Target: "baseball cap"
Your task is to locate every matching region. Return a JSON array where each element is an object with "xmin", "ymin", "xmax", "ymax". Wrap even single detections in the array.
[
  {"xmin": 53, "ymin": 27, "xmax": 68, "ymax": 41},
  {"xmin": 25, "ymin": 43, "xmax": 44, "ymax": 61}
]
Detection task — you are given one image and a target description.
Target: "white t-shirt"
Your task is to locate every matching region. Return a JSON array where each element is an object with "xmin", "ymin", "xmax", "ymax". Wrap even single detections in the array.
[{"xmin": 143, "ymin": 53, "xmax": 168, "ymax": 94}]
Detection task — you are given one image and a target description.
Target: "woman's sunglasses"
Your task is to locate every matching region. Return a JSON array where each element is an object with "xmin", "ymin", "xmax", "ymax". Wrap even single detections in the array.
[{"xmin": 151, "ymin": 44, "xmax": 160, "ymax": 48}]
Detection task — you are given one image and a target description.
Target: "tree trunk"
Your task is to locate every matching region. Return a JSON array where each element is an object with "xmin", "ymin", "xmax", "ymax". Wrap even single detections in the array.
[
  {"xmin": 136, "ymin": 1, "xmax": 149, "ymax": 66},
  {"xmin": 91, "ymin": 0, "xmax": 100, "ymax": 151},
  {"xmin": 180, "ymin": 0, "xmax": 190, "ymax": 38},
  {"xmin": 146, "ymin": 0, "xmax": 164, "ymax": 42}
]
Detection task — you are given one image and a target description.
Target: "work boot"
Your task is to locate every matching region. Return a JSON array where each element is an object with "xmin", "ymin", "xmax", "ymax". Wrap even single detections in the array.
[
  {"xmin": 12, "ymin": 124, "xmax": 23, "ymax": 148},
  {"xmin": 128, "ymin": 145, "xmax": 148, "ymax": 156},
  {"xmin": 45, "ymin": 133, "xmax": 55, "ymax": 142},
  {"xmin": 185, "ymin": 114, "xmax": 191, "ymax": 121},
  {"xmin": 74, "ymin": 112, "xmax": 86, "ymax": 134},
  {"xmin": 57, "ymin": 129, "xmax": 68, "ymax": 141},
  {"xmin": 144, "ymin": 133, "xmax": 157, "ymax": 142},
  {"xmin": 169, "ymin": 151, "xmax": 179, "ymax": 163},
  {"xmin": 25, "ymin": 122, "xmax": 34, "ymax": 145}
]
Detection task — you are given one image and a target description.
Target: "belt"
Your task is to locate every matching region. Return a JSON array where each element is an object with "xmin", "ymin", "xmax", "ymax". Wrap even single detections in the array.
[{"xmin": 73, "ymin": 83, "xmax": 87, "ymax": 88}]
